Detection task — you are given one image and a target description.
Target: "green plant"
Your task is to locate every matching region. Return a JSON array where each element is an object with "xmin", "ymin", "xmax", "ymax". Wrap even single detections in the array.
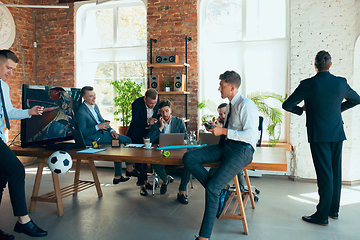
[
  {"xmin": 197, "ymin": 99, "xmax": 218, "ymax": 123},
  {"xmin": 163, "ymin": 81, "xmax": 171, "ymax": 88},
  {"xmin": 247, "ymin": 91, "xmax": 287, "ymax": 146},
  {"xmin": 110, "ymin": 78, "xmax": 143, "ymax": 127}
]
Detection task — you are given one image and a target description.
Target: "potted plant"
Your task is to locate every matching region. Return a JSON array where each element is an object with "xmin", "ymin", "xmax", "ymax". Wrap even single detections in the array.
[
  {"xmin": 110, "ymin": 78, "xmax": 143, "ymax": 135},
  {"xmin": 163, "ymin": 81, "xmax": 171, "ymax": 92},
  {"xmin": 247, "ymin": 91, "xmax": 287, "ymax": 146}
]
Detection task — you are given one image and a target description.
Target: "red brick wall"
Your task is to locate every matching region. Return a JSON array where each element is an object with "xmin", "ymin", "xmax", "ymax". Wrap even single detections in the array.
[
  {"xmin": 4, "ymin": 0, "xmax": 198, "ymax": 142},
  {"xmin": 147, "ymin": 0, "xmax": 198, "ymax": 132},
  {"xmin": 2, "ymin": 0, "xmax": 75, "ymax": 142}
]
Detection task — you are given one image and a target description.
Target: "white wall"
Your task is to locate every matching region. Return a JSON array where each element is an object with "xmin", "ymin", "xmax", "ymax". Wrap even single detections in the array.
[{"xmin": 289, "ymin": 0, "xmax": 360, "ymax": 182}]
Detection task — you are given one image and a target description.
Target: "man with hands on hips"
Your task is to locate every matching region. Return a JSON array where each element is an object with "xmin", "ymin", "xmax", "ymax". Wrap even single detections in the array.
[{"xmin": 0, "ymin": 50, "xmax": 47, "ymax": 239}]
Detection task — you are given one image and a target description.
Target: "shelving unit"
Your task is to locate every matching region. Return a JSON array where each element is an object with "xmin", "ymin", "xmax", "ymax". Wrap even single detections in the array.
[{"xmin": 149, "ymin": 36, "xmax": 192, "ymax": 122}]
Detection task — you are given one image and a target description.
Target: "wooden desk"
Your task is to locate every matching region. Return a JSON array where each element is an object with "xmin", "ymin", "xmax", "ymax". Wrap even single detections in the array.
[{"xmin": 12, "ymin": 146, "xmax": 287, "ymax": 234}]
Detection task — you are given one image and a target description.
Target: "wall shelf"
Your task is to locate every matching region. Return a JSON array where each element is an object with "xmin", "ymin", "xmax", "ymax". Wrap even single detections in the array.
[
  {"xmin": 148, "ymin": 63, "xmax": 190, "ymax": 68},
  {"xmin": 158, "ymin": 91, "xmax": 190, "ymax": 95}
]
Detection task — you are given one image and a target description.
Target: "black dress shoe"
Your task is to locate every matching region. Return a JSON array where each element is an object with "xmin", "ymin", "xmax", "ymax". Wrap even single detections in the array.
[
  {"xmin": 140, "ymin": 187, "xmax": 148, "ymax": 196},
  {"xmin": 160, "ymin": 183, "xmax": 167, "ymax": 194},
  {"xmin": 113, "ymin": 176, "xmax": 130, "ymax": 184},
  {"xmin": 177, "ymin": 193, "xmax": 189, "ymax": 204},
  {"xmin": 329, "ymin": 212, "xmax": 339, "ymax": 219},
  {"xmin": 126, "ymin": 169, "xmax": 140, "ymax": 177},
  {"xmin": 0, "ymin": 229, "xmax": 14, "ymax": 240},
  {"xmin": 302, "ymin": 215, "xmax": 328, "ymax": 226},
  {"xmin": 14, "ymin": 220, "xmax": 47, "ymax": 237}
]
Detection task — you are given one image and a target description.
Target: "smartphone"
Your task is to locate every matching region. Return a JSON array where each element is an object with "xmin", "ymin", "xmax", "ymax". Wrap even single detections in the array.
[{"xmin": 204, "ymin": 122, "xmax": 214, "ymax": 129}]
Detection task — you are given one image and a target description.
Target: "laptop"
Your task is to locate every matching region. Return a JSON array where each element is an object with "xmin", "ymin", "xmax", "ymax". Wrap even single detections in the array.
[
  {"xmin": 158, "ymin": 133, "xmax": 185, "ymax": 147},
  {"xmin": 199, "ymin": 132, "xmax": 220, "ymax": 145},
  {"xmin": 70, "ymin": 129, "xmax": 91, "ymax": 149}
]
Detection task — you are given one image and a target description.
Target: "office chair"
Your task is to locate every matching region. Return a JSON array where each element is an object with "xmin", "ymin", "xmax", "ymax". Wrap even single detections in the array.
[{"xmin": 148, "ymin": 165, "xmax": 174, "ymax": 195}]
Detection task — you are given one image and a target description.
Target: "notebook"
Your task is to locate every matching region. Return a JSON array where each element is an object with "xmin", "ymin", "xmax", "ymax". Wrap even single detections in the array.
[{"xmin": 158, "ymin": 133, "xmax": 185, "ymax": 147}]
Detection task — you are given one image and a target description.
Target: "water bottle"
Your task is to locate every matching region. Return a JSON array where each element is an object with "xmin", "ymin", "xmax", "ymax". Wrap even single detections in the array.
[{"xmin": 190, "ymin": 131, "xmax": 197, "ymax": 145}]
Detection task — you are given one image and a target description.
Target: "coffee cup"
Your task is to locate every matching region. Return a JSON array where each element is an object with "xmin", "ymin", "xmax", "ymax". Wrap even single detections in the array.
[{"xmin": 143, "ymin": 137, "xmax": 151, "ymax": 148}]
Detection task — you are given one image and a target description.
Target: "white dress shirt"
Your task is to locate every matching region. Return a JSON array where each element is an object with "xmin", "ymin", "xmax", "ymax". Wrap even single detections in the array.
[
  {"xmin": 0, "ymin": 79, "xmax": 31, "ymax": 143},
  {"xmin": 226, "ymin": 92, "xmax": 259, "ymax": 150}
]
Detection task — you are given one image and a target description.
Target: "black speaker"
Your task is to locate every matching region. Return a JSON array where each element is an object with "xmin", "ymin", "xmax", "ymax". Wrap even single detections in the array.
[
  {"xmin": 174, "ymin": 74, "xmax": 186, "ymax": 91},
  {"xmin": 150, "ymin": 75, "xmax": 162, "ymax": 91},
  {"xmin": 155, "ymin": 55, "xmax": 179, "ymax": 63}
]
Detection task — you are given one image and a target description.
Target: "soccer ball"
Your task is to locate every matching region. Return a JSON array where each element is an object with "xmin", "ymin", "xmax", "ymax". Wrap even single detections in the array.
[{"xmin": 47, "ymin": 150, "xmax": 73, "ymax": 174}]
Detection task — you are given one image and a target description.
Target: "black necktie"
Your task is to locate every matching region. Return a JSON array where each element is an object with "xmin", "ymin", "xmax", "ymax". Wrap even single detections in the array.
[
  {"xmin": 0, "ymin": 82, "xmax": 10, "ymax": 130},
  {"xmin": 219, "ymin": 103, "xmax": 231, "ymax": 146}
]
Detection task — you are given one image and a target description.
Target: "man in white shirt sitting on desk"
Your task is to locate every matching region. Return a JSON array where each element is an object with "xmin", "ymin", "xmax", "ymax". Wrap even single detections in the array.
[{"xmin": 182, "ymin": 70, "xmax": 259, "ymax": 240}]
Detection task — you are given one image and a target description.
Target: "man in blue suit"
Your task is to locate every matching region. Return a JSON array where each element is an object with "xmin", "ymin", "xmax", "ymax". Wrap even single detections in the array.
[
  {"xmin": 126, "ymin": 89, "xmax": 159, "ymax": 196},
  {"xmin": 283, "ymin": 50, "xmax": 360, "ymax": 226},
  {"xmin": 75, "ymin": 86, "xmax": 135, "ymax": 184},
  {"xmin": 146, "ymin": 99, "xmax": 190, "ymax": 203}
]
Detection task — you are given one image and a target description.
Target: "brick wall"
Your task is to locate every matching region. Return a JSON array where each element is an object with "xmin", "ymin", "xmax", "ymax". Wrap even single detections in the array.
[
  {"xmin": 147, "ymin": 0, "xmax": 198, "ymax": 132},
  {"xmin": 2, "ymin": 0, "xmax": 74, "ymax": 143},
  {"xmin": 289, "ymin": 0, "xmax": 360, "ymax": 182}
]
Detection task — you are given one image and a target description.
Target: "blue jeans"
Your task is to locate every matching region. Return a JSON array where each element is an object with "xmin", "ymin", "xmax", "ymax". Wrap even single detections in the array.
[{"xmin": 182, "ymin": 140, "xmax": 254, "ymax": 238}]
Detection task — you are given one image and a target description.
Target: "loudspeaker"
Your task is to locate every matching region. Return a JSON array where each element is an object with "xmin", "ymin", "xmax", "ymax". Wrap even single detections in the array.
[
  {"xmin": 150, "ymin": 75, "xmax": 162, "ymax": 91},
  {"xmin": 155, "ymin": 55, "xmax": 179, "ymax": 63},
  {"xmin": 174, "ymin": 74, "xmax": 186, "ymax": 91}
]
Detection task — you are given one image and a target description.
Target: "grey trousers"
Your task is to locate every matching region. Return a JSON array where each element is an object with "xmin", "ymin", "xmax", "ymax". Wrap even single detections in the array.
[
  {"xmin": 183, "ymin": 140, "xmax": 254, "ymax": 238},
  {"xmin": 153, "ymin": 164, "xmax": 190, "ymax": 191}
]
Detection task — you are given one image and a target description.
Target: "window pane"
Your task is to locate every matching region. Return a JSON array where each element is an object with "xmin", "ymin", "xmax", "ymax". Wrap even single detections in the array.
[
  {"xmin": 246, "ymin": 0, "xmax": 286, "ymax": 40},
  {"xmin": 117, "ymin": 6, "xmax": 147, "ymax": 46},
  {"xmin": 94, "ymin": 63, "xmax": 115, "ymax": 122},
  {"xmin": 118, "ymin": 61, "xmax": 147, "ymax": 88},
  {"xmin": 84, "ymin": 8, "xmax": 114, "ymax": 48},
  {"xmin": 204, "ymin": 0, "xmax": 242, "ymax": 42}
]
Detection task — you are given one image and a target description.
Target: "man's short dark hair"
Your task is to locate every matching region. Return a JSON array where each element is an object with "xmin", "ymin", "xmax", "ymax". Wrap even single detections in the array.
[
  {"xmin": 145, "ymin": 88, "xmax": 158, "ymax": 100},
  {"xmin": 315, "ymin": 50, "xmax": 331, "ymax": 72},
  {"xmin": 217, "ymin": 103, "xmax": 227, "ymax": 109},
  {"xmin": 158, "ymin": 99, "xmax": 171, "ymax": 109},
  {"xmin": 80, "ymin": 86, "xmax": 93, "ymax": 97},
  {"xmin": 219, "ymin": 70, "xmax": 241, "ymax": 89},
  {"xmin": 0, "ymin": 50, "xmax": 19, "ymax": 63}
]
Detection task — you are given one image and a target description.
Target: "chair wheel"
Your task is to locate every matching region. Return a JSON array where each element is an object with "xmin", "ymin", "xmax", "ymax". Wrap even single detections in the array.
[
  {"xmin": 255, "ymin": 189, "xmax": 260, "ymax": 194},
  {"xmin": 254, "ymin": 196, "xmax": 259, "ymax": 202}
]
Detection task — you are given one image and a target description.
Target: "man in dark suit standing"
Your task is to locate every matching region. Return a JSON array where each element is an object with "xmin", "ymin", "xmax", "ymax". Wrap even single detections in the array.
[
  {"xmin": 146, "ymin": 99, "xmax": 189, "ymax": 200},
  {"xmin": 126, "ymin": 88, "xmax": 159, "ymax": 144},
  {"xmin": 283, "ymin": 50, "xmax": 360, "ymax": 226},
  {"xmin": 75, "ymin": 86, "xmax": 136, "ymax": 184},
  {"xmin": 125, "ymin": 89, "xmax": 159, "ymax": 196}
]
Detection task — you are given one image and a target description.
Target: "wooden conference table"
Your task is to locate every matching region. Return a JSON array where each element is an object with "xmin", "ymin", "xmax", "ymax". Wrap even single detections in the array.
[{"xmin": 11, "ymin": 145, "xmax": 287, "ymax": 235}]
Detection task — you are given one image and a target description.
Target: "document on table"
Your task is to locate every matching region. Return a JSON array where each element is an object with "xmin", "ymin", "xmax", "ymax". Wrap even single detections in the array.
[
  {"xmin": 124, "ymin": 144, "xmax": 145, "ymax": 148},
  {"xmin": 76, "ymin": 148, "xmax": 106, "ymax": 154}
]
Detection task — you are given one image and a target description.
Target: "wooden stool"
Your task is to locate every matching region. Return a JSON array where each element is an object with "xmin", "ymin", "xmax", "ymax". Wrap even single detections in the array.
[{"xmin": 219, "ymin": 169, "xmax": 255, "ymax": 235}]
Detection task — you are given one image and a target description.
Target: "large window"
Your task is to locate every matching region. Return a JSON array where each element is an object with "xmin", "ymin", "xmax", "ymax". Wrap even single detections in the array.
[
  {"xmin": 199, "ymin": 0, "xmax": 289, "ymax": 142},
  {"xmin": 76, "ymin": 0, "xmax": 147, "ymax": 124}
]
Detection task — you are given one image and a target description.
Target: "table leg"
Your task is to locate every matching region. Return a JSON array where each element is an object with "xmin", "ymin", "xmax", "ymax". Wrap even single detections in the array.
[
  {"xmin": 29, "ymin": 158, "xmax": 45, "ymax": 213},
  {"xmin": 244, "ymin": 169, "xmax": 255, "ymax": 209},
  {"xmin": 74, "ymin": 159, "xmax": 81, "ymax": 183},
  {"xmin": 51, "ymin": 172, "xmax": 64, "ymax": 217},
  {"xmin": 88, "ymin": 160, "xmax": 103, "ymax": 197}
]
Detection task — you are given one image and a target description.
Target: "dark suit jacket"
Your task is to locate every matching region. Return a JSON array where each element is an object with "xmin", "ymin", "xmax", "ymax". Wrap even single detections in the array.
[
  {"xmin": 75, "ymin": 102, "xmax": 113, "ymax": 142},
  {"xmin": 126, "ymin": 96, "xmax": 159, "ymax": 144},
  {"xmin": 282, "ymin": 71, "xmax": 360, "ymax": 142},
  {"xmin": 146, "ymin": 116, "xmax": 188, "ymax": 144}
]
